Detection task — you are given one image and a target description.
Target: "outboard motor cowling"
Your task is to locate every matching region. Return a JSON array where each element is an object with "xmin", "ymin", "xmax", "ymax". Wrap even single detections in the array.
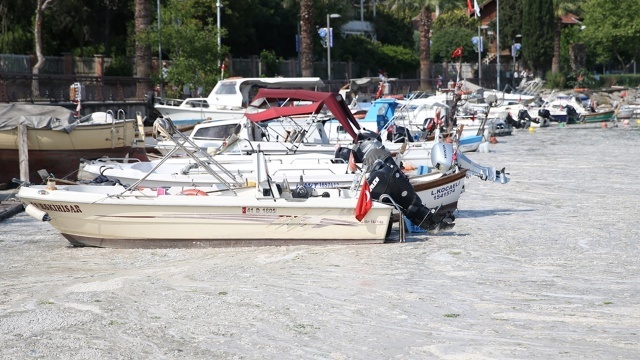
[
  {"xmin": 388, "ymin": 125, "xmax": 414, "ymax": 143},
  {"xmin": 537, "ymin": 108, "xmax": 555, "ymax": 122},
  {"xmin": 565, "ymin": 105, "xmax": 579, "ymax": 122},
  {"xmin": 356, "ymin": 129, "xmax": 382, "ymax": 143},
  {"xmin": 518, "ymin": 109, "xmax": 534, "ymax": 128},
  {"xmin": 430, "ymin": 142, "xmax": 455, "ymax": 173}
]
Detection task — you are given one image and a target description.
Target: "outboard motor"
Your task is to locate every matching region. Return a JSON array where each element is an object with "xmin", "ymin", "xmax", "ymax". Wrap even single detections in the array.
[
  {"xmin": 518, "ymin": 109, "xmax": 534, "ymax": 128},
  {"xmin": 356, "ymin": 140, "xmax": 455, "ymax": 232},
  {"xmin": 387, "ymin": 125, "xmax": 414, "ymax": 143},
  {"xmin": 334, "ymin": 145, "xmax": 356, "ymax": 163},
  {"xmin": 506, "ymin": 111, "xmax": 524, "ymax": 129},
  {"xmin": 366, "ymin": 155, "xmax": 455, "ymax": 231},
  {"xmin": 431, "ymin": 142, "xmax": 510, "ymax": 184},
  {"xmin": 356, "ymin": 129, "xmax": 382, "ymax": 143},
  {"xmin": 430, "ymin": 141, "xmax": 455, "ymax": 172},
  {"xmin": 537, "ymin": 108, "xmax": 554, "ymax": 122},
  {"xmin": 422, "ymin": 118, "xmax": 436, "ymax": 137},
  {"xmin": 565, "ymin": 105, "xmax": 579, "ymax": 123}
]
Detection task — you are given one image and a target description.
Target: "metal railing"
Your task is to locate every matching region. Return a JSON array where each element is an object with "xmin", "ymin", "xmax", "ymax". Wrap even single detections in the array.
[{"xmin": 0, "ymin": 73, "xmax": 153, "ymax": 103}]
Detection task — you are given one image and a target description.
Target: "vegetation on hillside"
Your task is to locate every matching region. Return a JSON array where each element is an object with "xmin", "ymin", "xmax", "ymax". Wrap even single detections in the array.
[{"xmin": 2, "ymin": 0, "xmax": 639, "ymax": 92}]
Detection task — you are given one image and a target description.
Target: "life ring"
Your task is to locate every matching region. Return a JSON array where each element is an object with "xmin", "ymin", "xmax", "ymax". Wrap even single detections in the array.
[{"xmin": 179, "ymin": 189, "xmax": 209, "ymax": 196}]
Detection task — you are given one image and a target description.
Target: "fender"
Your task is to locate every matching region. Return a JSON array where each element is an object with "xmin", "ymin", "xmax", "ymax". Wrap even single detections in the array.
[{"xmin": 179, "ymin": 189, "xmax": 209, "ymax": 196}]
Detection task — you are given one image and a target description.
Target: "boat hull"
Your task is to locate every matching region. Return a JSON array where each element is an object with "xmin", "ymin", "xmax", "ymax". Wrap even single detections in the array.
[
  {"xmin": 17, "ymin": 185, "xmax": 393, "ymax": 248},
  {"xmin": 0, "ymin": 121, "xmax": 146, "ymax": 184},
  {"xmin": 153, "ymin": 106, "xmax": 245, "ymax": 127},
  {"xmin": 580, "ymin": 110, "xmax": 616, "ymax": 123},
  {"xmin": 410, "ymin": 169, "xmax": 466, "ymax": 211}
]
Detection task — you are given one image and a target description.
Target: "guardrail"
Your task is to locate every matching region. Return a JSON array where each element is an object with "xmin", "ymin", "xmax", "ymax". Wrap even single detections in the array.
[{"xmin": 0, "ymin": 73, "xmax": 153, "ymax": 103}]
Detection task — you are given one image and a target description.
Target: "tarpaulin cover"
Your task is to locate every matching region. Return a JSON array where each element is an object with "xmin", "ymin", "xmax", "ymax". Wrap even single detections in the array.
[{"xmin": 0, "ymin": 104, "xmax": 78, "ymax": 133}]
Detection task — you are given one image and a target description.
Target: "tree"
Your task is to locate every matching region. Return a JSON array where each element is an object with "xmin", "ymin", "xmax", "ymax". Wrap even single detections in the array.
[
  {"xmin": 299, "ymin": 0, "xmax": 314, "ymax": 77},
  {"xmin": 581, "ymin": 0, "xmax": 640, "ymax": 72},
  {"xmin": 0, "ymin": 0, "xmax": 33, "ymax": 53},
  {"xmin": 381, "ymin": 0, "xmax": 462, "ymax": 90},
  {"xmin": 551, "ymin": 0, "xmax": 581, "ymax": 73},
  {"xmin": 373, "ymin": 8, "xmax": 414, "ymax": 49},
  {"xmin": 134, "ymin": 0, "xmax": 152, "ymax": 96},
  {"xmin": 430, "ymin": 27, "xmax": 476, "ymax": 64},
  {"xmin": 431, "ymin": 8, "xmax": 477, "ymax": 31},
  {"xmin": 140, "ymin": 0, "xmax": 225, "ymax": 97},
  {"xmin": 499, "ymin": 0, "xmax": 524, "ymax": 60},
  {"xmin": 417, "ymin": 4, "xmax": 434, "ymax": 90},
  {"xmin": 32, "ymin": 0, "xmax": 54, "ymax": 97},
  {"xmin": 33, "ymin": 0, "xmax": 54, "ymax": 76},
  {"xmin": 522, "ymin": 0, "xmax": 555, "ymax": 75}
]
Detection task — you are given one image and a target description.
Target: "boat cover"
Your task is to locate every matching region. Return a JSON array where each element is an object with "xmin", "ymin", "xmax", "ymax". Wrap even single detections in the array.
[
  {"xmin": 246, "ymin": 89, "xmax": 361, "ymax": 140},
  {"xmin": 0, "ymin": 104, "xmax": 79, "ymax": 133},
  {"xmin": 243, "ymin": 101, "xmax": 325, "ymax": 123}
]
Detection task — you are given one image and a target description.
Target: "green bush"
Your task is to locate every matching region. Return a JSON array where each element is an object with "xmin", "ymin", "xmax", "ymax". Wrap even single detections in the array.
[
  {"xmin": 104, "ymin": 56, "xmax": 133, "ymax": 77},
  {"xmin": 339, "ymin": 35, "xmax": 418, "ymax": 78},
  {"xmin": 544, "ymin": 71, "xmax": 566, "ymax": 89},
  {"xmin": 599, "ymin": 74, "xmax": 640, "ymax": 88},
  {"xmin": 565, "ymin": 68, "xmax": 596, "ymax": 89},
  {"xmin": 259, "ymin": 49, "xmax": 279, "ymax": 77}
]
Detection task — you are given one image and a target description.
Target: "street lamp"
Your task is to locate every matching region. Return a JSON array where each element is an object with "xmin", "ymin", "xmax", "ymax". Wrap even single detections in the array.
[
  {"xmin": 511, "ymin": 34, "xmax": 522, "ymax": 85},
  {"xmin": 327, "ymin": 13, "xmax": 341, "ymax": 81},
  {"xmin": 496, "ymin": 0, "xmax": 500, "ymax": 91},
  {"xmin": 157, "ymin": 0, "xmax": 163, "ymax": 98},
  {"xmin": 217, "ymin": 0, "xmax": 222, "ymax": 73},
  {"xmin": 473, "ymin": 25, "xmax": 488, "ymax": 87}
]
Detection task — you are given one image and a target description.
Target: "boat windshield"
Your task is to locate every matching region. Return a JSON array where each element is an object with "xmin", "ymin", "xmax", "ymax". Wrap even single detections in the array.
[
  {"xmin": 214, "ymin": 82, "xmax": 238, "ymax": 95},
  {"xmin": 192, "ymin": 123, "xmax": 240, "ymax": 139}
]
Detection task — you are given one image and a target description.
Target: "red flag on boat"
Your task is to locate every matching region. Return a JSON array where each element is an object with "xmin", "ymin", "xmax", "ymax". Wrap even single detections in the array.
[
  {"xmin": 466, "ymin": 0, "xmax": 473, "ymax": 13},
  {"xmin": 355, "ymin": 179, "xmax": 372, "ymax": 222},
  {"xmin": 451, "ymin": 46, "xmax": 463, "ymax": 59}
]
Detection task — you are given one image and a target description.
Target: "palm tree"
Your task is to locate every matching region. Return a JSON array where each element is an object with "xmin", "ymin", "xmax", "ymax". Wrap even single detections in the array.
[
  {"xmin": 552, "ymin": 0, "xmax": 581, "ymax": 73},
  {"xmin": 382, "ymin": 0, "xmax": 462, "ymax": 90},
  {"xmin": 134, "ymin": 0, "xmax": 152, "ymax": 97},
  {"xmin": 299, "ymin": 0, "xmax": 314, "ymax": 77},
  {"xmin": 417, "ymin": 4, "xmax": 434, "ymax": 90}
]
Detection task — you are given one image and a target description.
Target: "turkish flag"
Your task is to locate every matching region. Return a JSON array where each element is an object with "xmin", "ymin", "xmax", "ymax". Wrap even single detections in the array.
[
  {"xmin": 355, "ymin": 179, "xmax": 372, "ymax": 222},
  {"xmin": 451, "ymin": 46, "xmax": 463, "ymax": 58},
  {"xmin": 467, "ymin": 0, "xmax": 473, "ymax": 13}
]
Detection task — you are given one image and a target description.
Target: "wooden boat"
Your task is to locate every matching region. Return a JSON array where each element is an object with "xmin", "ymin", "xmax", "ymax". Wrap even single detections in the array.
[
  {"xmin": 0, "ymin": 104, "xmax": 147, "ymax": 185},
  {"xmin": 580, "ymin": 110, "xmax": 616, "ymax": 123}
]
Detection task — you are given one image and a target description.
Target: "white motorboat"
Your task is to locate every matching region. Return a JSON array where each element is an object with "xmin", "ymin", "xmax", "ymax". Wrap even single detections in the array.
[
  {"xmin": 152, "ymin": 89, "xmax": 508, "ymax": 185},
  {"xmin": 17, "ymin": 178, "xmax": 395, "ymax": 248},
  {"xmin": 153, "ymin": 77, "xmax": 325, "ymax": 127},
  {"xmin": 18, "ymin": 120, "xmax": 467, "ymax": 248},
  {"xmin": 79, "ymin": 153, "xmax": 354, "ymax": 189}
]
